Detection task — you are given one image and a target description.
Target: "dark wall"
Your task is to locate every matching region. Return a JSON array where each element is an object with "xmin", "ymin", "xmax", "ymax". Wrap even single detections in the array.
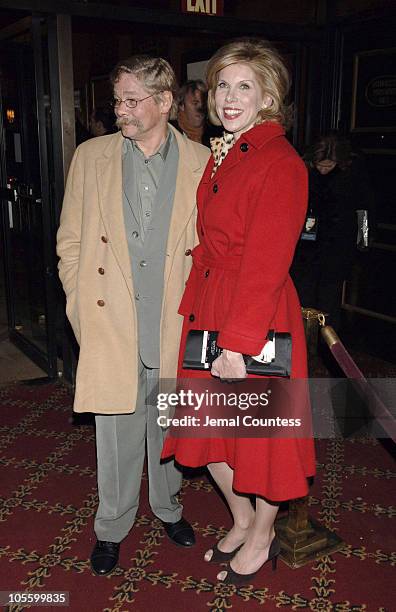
[
  {"xmin": 322, "ymin": 11, "xmax": 396, "ymax": 350},
  {"xmin": 335, "ymin": 14, "xmax": 396, "ymax": 226}
]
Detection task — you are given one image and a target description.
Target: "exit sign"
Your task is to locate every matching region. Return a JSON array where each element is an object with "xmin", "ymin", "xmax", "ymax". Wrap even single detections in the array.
[{"xmin": 181, "ymin": 0, "xmax": 224, "ymax": 16}]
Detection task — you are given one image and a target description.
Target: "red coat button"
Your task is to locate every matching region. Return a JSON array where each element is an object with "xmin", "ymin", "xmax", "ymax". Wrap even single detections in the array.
[{"xmin": 185, "ymin": 249, "xmax": 192, "ymax": 256}]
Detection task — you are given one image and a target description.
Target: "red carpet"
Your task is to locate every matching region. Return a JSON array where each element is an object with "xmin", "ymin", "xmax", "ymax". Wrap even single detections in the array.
[{"xmin": 0, "ymin": 381, "xmax": 394, "ymax": 611}]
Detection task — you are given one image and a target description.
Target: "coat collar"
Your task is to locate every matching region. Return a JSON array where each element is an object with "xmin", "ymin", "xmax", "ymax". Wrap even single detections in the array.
[
  {"xmin": 241, "ymin": 121, "xmax": 285, "ymax": 149},
  {"xmin": 203, "ymin": 122, "xmax": 285, "ymax": 183}
]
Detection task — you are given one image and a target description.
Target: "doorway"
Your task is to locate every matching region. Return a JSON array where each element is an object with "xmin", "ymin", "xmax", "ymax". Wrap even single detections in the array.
[{"xmin": 0, "ymin": 16, "xmax": 59, "ymax": 377}]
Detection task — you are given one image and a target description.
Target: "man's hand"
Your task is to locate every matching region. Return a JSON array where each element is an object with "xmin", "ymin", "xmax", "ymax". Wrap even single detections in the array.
[{"xmin": 211, "ymin": 350, "xmax": 247, "ymax": 381}]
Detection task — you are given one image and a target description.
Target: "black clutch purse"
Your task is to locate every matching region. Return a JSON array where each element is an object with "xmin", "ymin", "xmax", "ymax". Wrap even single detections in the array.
[{"xmin": 183, "ymin": 329, "xmax": 292, "ymax": 377}]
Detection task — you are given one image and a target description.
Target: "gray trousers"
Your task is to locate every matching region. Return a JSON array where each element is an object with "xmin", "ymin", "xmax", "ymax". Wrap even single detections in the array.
[{"xmin": 94, "ymin": 362, "xmax": 183, "ymax": 543}]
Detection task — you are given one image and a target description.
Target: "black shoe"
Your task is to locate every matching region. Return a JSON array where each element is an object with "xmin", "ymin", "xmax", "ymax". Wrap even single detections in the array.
[
  {"xmin": 205, "ymin": 541, "xmax": 243, "ymax": 564},
  {"xmin": 161, "ymin": 517, "xmax": 195, "ymax": 547},
  {"xmin": 220, "ymin": 536, "xmax": 281, "ymax": 586},
  {"xmin": 90, "ymin": 540, "xmax": 120, "ymax": 576}
]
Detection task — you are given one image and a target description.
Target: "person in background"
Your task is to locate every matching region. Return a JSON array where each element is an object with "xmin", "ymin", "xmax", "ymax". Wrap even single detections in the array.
[
  {"xmin": 57, "ymin": 55, "xmax": 210, "ymax": 577},
  {"xmin": 89, "ymin": 106, "xmax": 116, "ymax": 136},
  {"xmin": 291, "ymin": 133, "xmax": 376, "ymax": 331},
  {"xmin": 172, "ymin": 79, "xmax": 221, "ymax": 147}
]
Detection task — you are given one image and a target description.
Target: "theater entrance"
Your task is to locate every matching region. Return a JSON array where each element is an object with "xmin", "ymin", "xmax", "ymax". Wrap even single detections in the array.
[{"xmin": 0, "ymin": 15, "xmax": 59, "ymax": 377}]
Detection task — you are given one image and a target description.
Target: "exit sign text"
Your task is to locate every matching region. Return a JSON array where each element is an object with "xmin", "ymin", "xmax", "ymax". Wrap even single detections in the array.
[{"xmin": 181, "ymin": 0, "xmax": 224, "ymax": 16}]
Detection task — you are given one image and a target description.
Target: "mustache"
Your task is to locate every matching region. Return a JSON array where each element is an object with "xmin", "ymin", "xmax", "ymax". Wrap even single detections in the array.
[{"xmin": 115, "ymin": 117, "xmax": 143, "ymax": 128}]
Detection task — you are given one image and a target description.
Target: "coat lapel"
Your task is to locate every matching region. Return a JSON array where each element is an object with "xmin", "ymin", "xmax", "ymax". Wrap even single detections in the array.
[
  {"xmin": 164, "ymin": 126, "xmax": 206, "ymax": 282},
  {"xmin": 96, "ymin": 133, "xmax": 134, "ymax": 298},
  {"xmin": 206, "ymin": 123, "xmax": 285, "ymax": 184},
  {"xmin": 96, "ymin": 127, "xmax": 208, "ymax": 295}
]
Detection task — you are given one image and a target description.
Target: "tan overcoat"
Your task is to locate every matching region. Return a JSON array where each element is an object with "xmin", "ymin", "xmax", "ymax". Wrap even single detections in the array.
[{"xmin": 57, "ymin": 126, "xmax": 210, "ymax": 414}]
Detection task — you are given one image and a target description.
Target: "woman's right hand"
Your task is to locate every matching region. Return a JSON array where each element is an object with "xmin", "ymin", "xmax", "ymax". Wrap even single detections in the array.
[{"xmin": 211, "ymin": 350, "xmax": 247, "ymax": 381}]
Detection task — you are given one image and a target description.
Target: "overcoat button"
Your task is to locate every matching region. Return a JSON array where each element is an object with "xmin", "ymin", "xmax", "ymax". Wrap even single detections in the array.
[
  {"xmin": 185, "ymin": 249, "xmax": 192, "ymax": 256},
  {"xmin": 240, "ymin": 142, "xmax": 249, "ymax": 152},
  {"xmin": 189, "ymin": 314, "xmax": 195, "ymax": 322},
  {"xmin": 205, "ymin": 270, "xmax": 210, "ymax": 277},
  {"xmin": 213, "ymin": 184, "xmax": 218, "ymax": 193},
  {"xmin": 97, "ymin": 299, "xmax": 105, "ymax": 307},
  {"xmin": 98, "ymin": 267, "xmax": 105, "ymax": 275},
  {"xmin": 101, "ymin": 235, "xmax": 108, "ymax": 243},
  {"xmin": 132, "ymin": 231, "xmax": 139, "ymax": 239}
]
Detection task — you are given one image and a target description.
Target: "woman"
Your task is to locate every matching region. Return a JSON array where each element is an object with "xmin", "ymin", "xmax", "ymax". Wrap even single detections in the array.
[
  {"xmin": 162, "ymin": 38, "xmax": 316, "ymax": 585},
  {"xmin": 291, "ymin": 134, "xmax": 376, "ymax": 330}
]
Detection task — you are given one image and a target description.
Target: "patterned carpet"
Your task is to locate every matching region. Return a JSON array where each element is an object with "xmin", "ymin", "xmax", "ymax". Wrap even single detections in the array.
[{"xmin": 0, "ymin": 381, "xmax": 394, "ymax": 612}]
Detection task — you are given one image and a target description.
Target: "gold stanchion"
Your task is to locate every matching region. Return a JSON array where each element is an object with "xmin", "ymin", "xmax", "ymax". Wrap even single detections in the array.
[
  {"xmin": 276, "ymin": 499, "xmax": 344, "ymax": 568},
  {"xmin": 301, "ymin": 307, "xmax": 327, "ymax": 373},
  {"xmin": 275, "ymin": 308, "xmax": 345, "ymax": 568},
  {"xmin": 302, "ymin": 307, "xmax": 323, "ymax": 357}
]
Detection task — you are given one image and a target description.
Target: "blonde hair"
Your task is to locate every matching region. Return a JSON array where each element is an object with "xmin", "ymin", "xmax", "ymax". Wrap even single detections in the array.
[
  {"xmin": 206, "ymin": 38, "xmax": 292, "ymax": 129},
  {"xmin": 110, "ymin": 55, "xmax": 178, "ymax": 119}
]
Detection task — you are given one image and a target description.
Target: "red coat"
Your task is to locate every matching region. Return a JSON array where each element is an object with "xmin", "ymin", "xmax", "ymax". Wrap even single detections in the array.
[{"xmin": 162, "ymin": 122, "xmax": 316, "ymax": 501}]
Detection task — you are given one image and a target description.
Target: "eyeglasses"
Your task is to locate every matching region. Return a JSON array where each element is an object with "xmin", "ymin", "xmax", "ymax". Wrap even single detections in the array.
[{"xmin": 111, "ymin": 92, "xmax": 159, "ymax": 109}]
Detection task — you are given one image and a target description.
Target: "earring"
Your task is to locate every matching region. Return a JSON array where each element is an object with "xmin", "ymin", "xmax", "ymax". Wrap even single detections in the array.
[{"xmin": 262, "ymin": 96, "xmax": 273, "ymax": 109}]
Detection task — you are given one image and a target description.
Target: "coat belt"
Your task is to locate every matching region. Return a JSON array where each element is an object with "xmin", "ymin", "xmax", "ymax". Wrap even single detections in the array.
[{"xmin": 192, "ymin": 248, "xmax": 241, "ymax": 272}]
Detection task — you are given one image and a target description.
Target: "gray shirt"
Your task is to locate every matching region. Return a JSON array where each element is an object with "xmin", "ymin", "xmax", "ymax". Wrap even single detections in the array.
[
  {"xmin": 122, "ymin": 131, "xmax": 173, "ymax": 240},
  {"xmin": 122, "ymin": 129, "xmax": 179, "ymax": 367}
]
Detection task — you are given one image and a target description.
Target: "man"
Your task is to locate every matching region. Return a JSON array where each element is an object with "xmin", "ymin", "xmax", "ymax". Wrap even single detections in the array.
[
  {"xmin": 57, "ymin": 56, "xmax": 210, "ymax": 576},
  {"xmin": 172, "ymin": 79, "xmax": 221, "ymax": 147}
]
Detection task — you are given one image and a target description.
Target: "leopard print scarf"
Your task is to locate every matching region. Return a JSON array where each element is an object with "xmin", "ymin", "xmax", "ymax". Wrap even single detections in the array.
[{"xmin": 210, "ymin": 132, "xmax": 235, "ymax": 178}]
